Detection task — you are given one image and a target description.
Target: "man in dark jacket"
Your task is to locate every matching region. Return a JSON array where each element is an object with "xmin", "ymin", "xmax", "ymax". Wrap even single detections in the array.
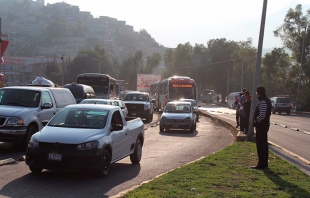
[
  {"xmin": 251, "ymin": 86, "xmax": 271, "ymax": 169},
  {"xmin": 241, "ymin": 91, "xmax": 251, "ymax": 134}
]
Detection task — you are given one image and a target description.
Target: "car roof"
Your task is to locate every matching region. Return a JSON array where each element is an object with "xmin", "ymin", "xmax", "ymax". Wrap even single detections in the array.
[
  {"xmin": 1, "ymin": 86, "xmax": 50, "ymax": 91},
  {"xmin": 126, "ymin": 91, "xmax": 149, "ymax": 95},
  {"xmin": 67, "ymin": 104, "xmax": 119, "ymax": 110},
  {"xmin": 81, "ymin": 99, "xmax": 111, "ymax": 101},
  {"xmin": 167, "ymin": 101, "xmax": 191, "ymax": 105},
  {"xmin": 179, "ymin": 98, "xmax": 196, "ymax": 102}
]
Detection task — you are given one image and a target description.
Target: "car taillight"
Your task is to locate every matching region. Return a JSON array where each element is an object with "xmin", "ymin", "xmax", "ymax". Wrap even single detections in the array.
[{"xmin": 290, "ymin": 103, "xmax": 293, "ymax": 107}]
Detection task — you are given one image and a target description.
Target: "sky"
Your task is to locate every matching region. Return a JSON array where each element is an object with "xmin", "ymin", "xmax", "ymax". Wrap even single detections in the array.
[{"xmin": 44, "ymin": 0, "xmax": 310, "ymax": 49}]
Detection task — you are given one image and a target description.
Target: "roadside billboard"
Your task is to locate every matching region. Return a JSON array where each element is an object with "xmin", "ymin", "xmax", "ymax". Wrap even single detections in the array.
[{"xmin": 137, "ymin": 74, "xmax": 161, "ymax": 92}]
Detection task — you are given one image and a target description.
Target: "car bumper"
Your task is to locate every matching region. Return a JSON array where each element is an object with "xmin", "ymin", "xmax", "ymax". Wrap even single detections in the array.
[
  {"xmin": 161, "ymin": 121, "xmax": 192, "ymax": 129},
  {"xmin": 0, "ymin": 127, "xmax": 27, "ymax": 142},
  {"xmin": 127, "ymin": 111, "xmax": 150, "ymax": 118},
  {"xmin": 274, "ymin": 107, "xmax": 291, "ymax": 112},
  {"xmin": 25, "ymin": 146, "xmax": 101, "ymax": 171}
]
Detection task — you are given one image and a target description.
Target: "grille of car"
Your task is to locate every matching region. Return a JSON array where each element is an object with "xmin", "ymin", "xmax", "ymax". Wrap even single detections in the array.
[
  {"xmin": 0, "ymin": 117, "xmax": 6, "ymax": 126},
  {"xmin": 166, "ymin": 119, "xmax": 184, "ymax": 123},
  {"xmin": 126, "ymin": 104, "xmax": 144, "ymax": 111},
  {"xmin": 39, "ymin": 142, "xmax": 77, "ymax": 150}
]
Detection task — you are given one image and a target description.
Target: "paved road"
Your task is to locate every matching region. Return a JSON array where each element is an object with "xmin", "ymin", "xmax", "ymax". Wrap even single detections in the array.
[
  {"xmin": 198, "ymin": 103, "xmax": 310, "ymax": 176},
  {"xmin": 0, "ymin": 112, "xmax": 234, "ymax": 197}
]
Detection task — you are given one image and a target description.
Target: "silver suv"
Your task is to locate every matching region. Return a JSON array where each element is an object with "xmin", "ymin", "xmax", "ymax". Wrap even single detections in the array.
[{"xmin": 270, "ymin": 96, "xmax": 292, "ymax": 115}]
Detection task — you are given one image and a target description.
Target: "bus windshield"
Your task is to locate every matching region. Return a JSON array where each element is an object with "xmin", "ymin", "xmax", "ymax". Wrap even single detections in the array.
[
  {"xmin": 77, "ymin": 76, "xmax": 109, "ymax": 95},
  {"xmin": 169, "ymin": 85, "xmax": 195, "ymax": 100}
]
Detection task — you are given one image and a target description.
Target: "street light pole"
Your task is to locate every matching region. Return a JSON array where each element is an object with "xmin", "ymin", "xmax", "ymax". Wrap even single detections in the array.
[
  {"xmin": 247, "ymin": 0, "xmax": 268, "ymax": 140},
  {"xmin": 241, "ymin": 59, "xmax": 244, "ymax": 90},
  {"xmin": 296, "ymin": 25, "xmax": 307, "ymax": 111},
  {"xmin": 93, "ymin": 58, "xmax": 100, "ymax": 73}
]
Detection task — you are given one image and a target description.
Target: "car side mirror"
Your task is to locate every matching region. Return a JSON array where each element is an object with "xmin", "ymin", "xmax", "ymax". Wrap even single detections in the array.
[{"xmin": 41, "ymin": 102, "xmax": 53, "ymax": 109}]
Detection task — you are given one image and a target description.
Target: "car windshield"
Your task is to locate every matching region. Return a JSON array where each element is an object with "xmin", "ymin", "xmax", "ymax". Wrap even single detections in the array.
[
  {"xmin": 48, "ymin": 108, "xmax": 109, "ymax": 129},
  {"xmin": 123, "ymin": 94, "xmax": 148, "ymax": 101},
  {"xmin": 179, "ymin": 99, "xmax": 197, "ymax": 106},
  {"xmin": 0, "ymin": 89, "xmax": 40, "ymax": 107},
  {"xmin": 164, "ymin": 104, "xmax": 191, "ymax": 113}
]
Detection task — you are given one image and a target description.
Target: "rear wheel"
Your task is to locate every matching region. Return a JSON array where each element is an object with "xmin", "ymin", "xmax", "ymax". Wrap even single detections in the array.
[
  {"xmin": 130, "ymin": 139, "xmax": 142, "ymax": 164},
  {"xmin": 97, "ymin": 149, "xmax": 111, "ymax": 177},
  {"xmin": 286, "ymin": 110, "xmax": 290, "ymax": 115}
]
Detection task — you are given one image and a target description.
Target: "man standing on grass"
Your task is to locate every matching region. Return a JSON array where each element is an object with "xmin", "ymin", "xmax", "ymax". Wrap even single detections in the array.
[{"xmin": 251, "ymin": 86, "xmax": 271, "ymax": 169}]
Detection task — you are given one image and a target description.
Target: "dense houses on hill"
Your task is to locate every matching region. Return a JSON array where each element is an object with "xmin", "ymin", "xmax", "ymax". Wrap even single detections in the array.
[{"xmin": 0, "ymin": 0, "xmax": 166, "ymax": 85}]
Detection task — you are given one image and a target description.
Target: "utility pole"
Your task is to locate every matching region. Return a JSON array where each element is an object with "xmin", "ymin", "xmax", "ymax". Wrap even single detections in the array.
[
  {"xmin": 227, "ymin": 67, "xmax": 229, "ymax": 99},
  {"xmin": 296, "ymin": 25, "xmax": 307, "ymax": 111},
  {"xmin": 247, "ymin": 0, "xmax": 268, "ymax": 140},
  {"xmin": 61, "ymin": 55, "xmax": 64, "ymax": 86},
  {"xmin": 241, "ymin": 59, "xmax": 244, "ymax": 91}
]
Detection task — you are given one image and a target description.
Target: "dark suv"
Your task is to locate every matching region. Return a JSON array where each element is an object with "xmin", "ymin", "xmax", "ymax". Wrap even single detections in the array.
[
  {"xmin": 270, "ymin": 96, "xmax": 292, "ymax": 115},
  {"xmin": 122, "ymin": 92, "xmax": 155, "ymax": 122}
]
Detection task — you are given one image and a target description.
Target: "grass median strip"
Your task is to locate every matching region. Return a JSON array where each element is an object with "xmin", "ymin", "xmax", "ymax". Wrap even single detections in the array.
[{"xmin": 121, "ymin": 142, "xmax": 310, "ymax": 198}]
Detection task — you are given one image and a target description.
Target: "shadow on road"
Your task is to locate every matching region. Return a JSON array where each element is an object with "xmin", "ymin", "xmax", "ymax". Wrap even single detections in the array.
[{"xmin": 0, "ymin": 163, "xmax": 142, "ymax": 197}]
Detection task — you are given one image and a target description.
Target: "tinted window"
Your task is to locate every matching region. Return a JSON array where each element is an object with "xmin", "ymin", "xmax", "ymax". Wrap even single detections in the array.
[{"xmin": 277, "ymin": 98, "xmax": 290, "ymax": 103}]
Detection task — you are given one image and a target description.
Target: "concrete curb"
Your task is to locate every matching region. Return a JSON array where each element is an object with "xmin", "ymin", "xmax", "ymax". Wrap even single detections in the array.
[
  {"xmin": 0, "ymin": 158, "xmax": 15, "ymax": 166},
  {"xmin": 199, "ymin": 110, "xmax": 251, "ymax": 142}
]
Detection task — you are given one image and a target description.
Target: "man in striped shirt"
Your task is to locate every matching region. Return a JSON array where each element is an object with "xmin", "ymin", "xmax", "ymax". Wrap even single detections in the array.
[{"xmin": 251, "ymin": 86, "xmax": 271, "ymax": 169}]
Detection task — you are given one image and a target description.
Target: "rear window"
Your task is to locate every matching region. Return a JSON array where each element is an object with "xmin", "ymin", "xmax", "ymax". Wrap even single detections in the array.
[{"xmin": 277, "ymin": 98, "xmax": 290, "ymax": 103}]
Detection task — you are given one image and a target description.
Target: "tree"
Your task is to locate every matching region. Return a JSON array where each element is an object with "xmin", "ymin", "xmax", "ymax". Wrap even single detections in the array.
[
  {"xmin": 206, "ymin": 38, "xmax": 239, "ymax": 98},
  {"xmin": 261, "ymin": 48, "xmax": 291, "ymax": 96},
  {"xmin": 274, "ymin": 4, "xmax": 310, "ymax": 110}
]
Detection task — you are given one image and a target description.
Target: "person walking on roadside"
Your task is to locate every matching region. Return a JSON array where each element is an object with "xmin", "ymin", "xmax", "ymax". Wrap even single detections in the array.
[
  {"xmin": 241, "ymin": 91, "xmax": 251, "ymax": 134},
  {"xmin": 234, "ymin": 92, "xmax": 243, "ymax": 128},
  {"xmin": 251, "ymin": 86, "xmax": 272, "ymax": 169},
  {"xmin": 216, "ymin": 95, "xmax": 220, "ymax": 103},
  {"xmin": 238, "ymin": 88, "xmax": 247, "ymax": 132}
]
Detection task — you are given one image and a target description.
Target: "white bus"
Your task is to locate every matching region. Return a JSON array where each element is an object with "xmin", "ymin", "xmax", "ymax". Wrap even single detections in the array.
[
  {"xmin": 76, "ymin": 73, "xmax": 116, "ymax": 99},
  {"xmin": 201, "ymin": 89, "xmax": 216, "ymax": 103},
  {"xmin": 155, "ymin": 76, "xmax": 198, "ymax": 110}
]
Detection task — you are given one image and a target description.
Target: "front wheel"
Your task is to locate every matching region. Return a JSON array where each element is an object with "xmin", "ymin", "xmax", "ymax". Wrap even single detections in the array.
[
  {"xmin": 130, "ymin": 139, "xmax": 142, "ymax": 164},
  {"xmin": 29, "ymin": 166, "xmax": 43, "ymax": 174},
  {"xmin": 189, "ymin": 122, "xmax": 196, "ymax": 133},
  {"xmin": 21, "ymin": 125, "xmax": 37, "ymax": 151},
  {"xmin": 159, "ymin": 124, "xmax": 164, "ymax": 132},
  {"xmin": 97, "ymin": 149, "xmax": 111, "ymax": 177}
]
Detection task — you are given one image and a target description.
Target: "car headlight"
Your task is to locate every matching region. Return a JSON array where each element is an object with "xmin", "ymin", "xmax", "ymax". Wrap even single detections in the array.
[
  {"xmin": 6, "ymin": 118, "xmax": 24, "ymax": 126},
  {"xmin": 144, "ymin": 103, "xmax": 151, "ymax": 111},
  {"xmin": 161, "ymin": 116, "xmax": 167, "ymax": 122},
  {"xmin": 28, "ymin": 136, "xmax": 39, "ymax": 148},
  {"xmin": 77, "ymin": 141, "xmax": 98, "ymax": 150},
  {"xmin": 184, "ymin": 117, "xmax": 191, "ymax": 122}
]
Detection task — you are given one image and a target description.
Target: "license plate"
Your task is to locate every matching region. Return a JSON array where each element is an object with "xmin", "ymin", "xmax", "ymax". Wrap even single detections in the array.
[
  {"xmin": 132, "ymin": 113, "xmax": 136, "ymax": 116},
  {"xmin": 172, "ymin": 124, "xmax": 178, "ymax": 128},
  {"xmin": 48, "ymin": 153, "xmax": 62, "ymax": 161}
]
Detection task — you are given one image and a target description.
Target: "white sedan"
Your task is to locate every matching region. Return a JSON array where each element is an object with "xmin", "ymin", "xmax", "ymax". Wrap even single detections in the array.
[{"xmin": 159, "ymin": 101, "xmax": 197, "ymax": 133}]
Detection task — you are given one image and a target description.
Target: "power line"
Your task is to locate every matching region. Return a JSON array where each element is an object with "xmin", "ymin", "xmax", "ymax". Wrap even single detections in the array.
[{"xmin": 164, "ymin": 56, "xmax": 256, "ymax": 70}]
